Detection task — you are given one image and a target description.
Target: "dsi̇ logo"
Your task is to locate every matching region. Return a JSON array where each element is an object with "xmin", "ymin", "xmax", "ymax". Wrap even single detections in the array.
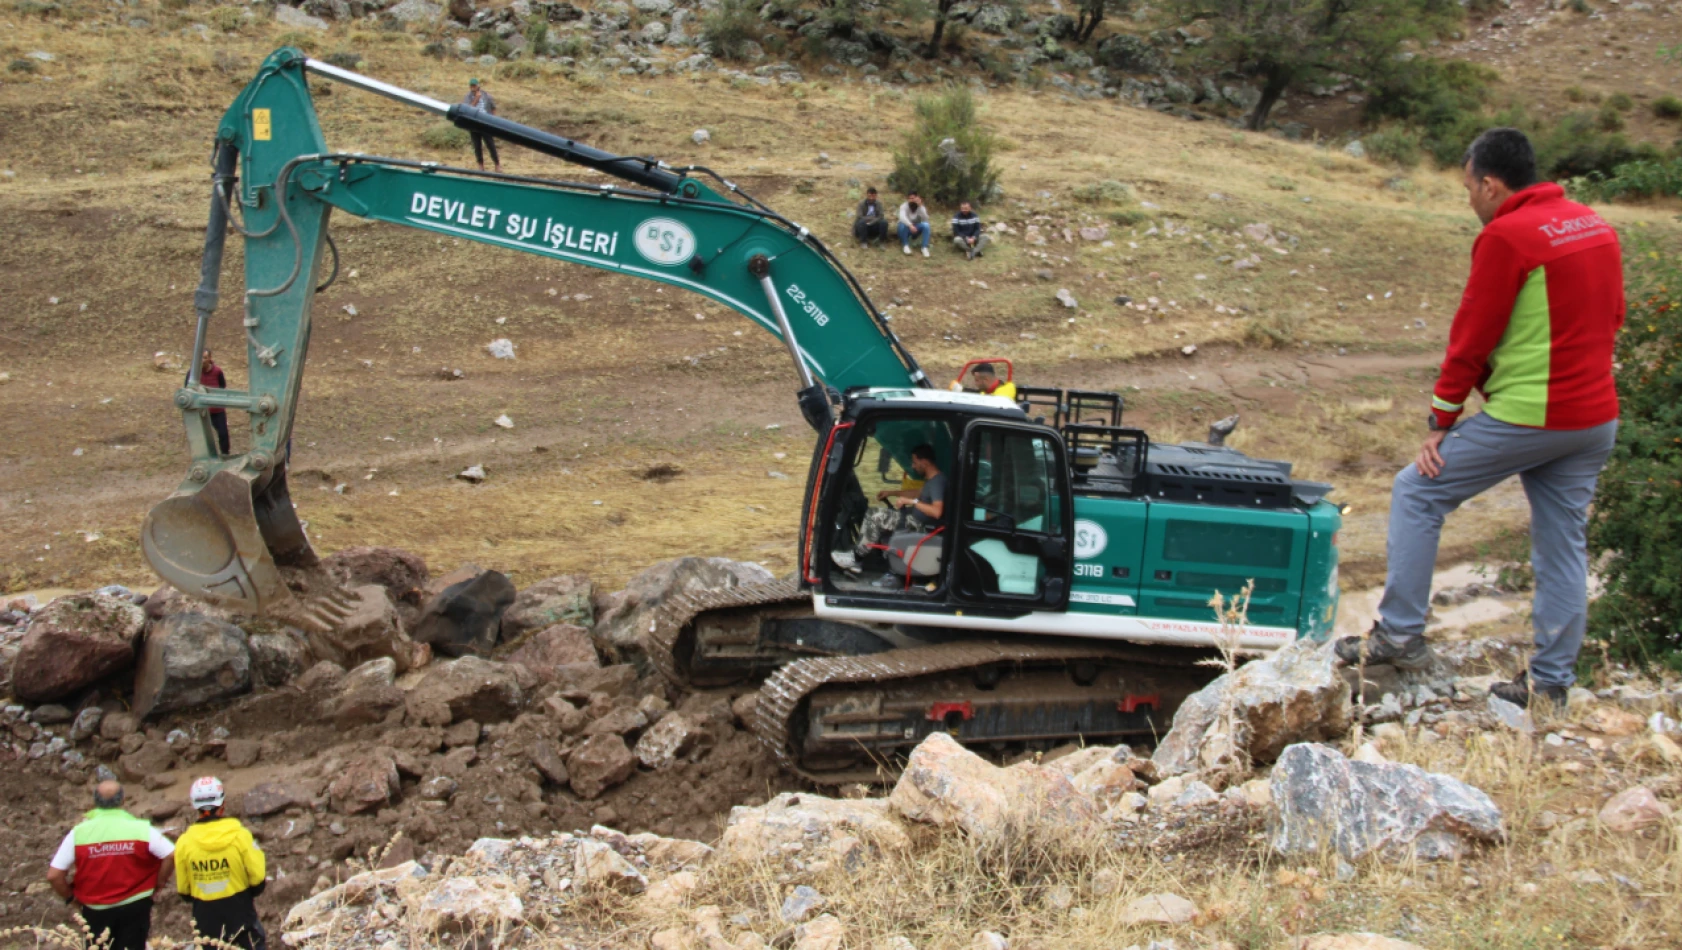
[
  {"xmin": 1073, "ymin": 519, "xmax": 1108, "ymax": 559},
  {"xmin": 634, "ymin": 218, "xmax": 695, "ymax": 266}
]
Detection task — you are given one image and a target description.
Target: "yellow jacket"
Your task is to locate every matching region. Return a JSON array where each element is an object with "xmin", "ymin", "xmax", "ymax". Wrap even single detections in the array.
[{"xmin": 174, "ymin": 817, "xmax": 266, "ymax": 901}]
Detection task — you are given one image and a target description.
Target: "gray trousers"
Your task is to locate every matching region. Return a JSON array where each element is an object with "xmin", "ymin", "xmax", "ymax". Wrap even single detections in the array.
[
  {"xmin": 1377, "ymin": 412, "xmax": 1617, "ymax": 687},
  {"xmin": 953, "ymin": 234, "xmax": 991, "ymax": 255}
]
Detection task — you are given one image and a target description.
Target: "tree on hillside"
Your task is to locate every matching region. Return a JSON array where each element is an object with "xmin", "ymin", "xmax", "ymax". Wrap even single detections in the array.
[
  {"xmin": 888, "ymin": 86, "xmax": 1001, "ymax": 206},
  {"xmin": 909, "ymin": 0, "xmax": 1023, "ymax": 55},
  {"xmin": 1170, "ymin": 0, "xmax": 1461, "ymax": 131}
]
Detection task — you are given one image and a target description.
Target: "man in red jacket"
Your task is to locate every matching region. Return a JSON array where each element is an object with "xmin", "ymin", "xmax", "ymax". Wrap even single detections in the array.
[{"xmin": 1336, "ymin": 129, "xmax": 1623, "ymax": 708}]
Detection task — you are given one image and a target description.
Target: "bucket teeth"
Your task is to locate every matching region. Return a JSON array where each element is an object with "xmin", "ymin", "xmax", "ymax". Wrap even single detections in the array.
[{"xmin": 269, "ymin": 581, "xmax": 358, "ymax": 634}]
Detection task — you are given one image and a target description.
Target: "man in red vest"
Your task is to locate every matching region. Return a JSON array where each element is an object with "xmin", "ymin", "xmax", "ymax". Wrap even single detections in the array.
[
  {"xmin": 1335, "ymin": 128, "xmax": 1623, "ymax": 708},
  {"xmin": 46, "ymin": 780, "xmax": 175, "ymax": 950}
]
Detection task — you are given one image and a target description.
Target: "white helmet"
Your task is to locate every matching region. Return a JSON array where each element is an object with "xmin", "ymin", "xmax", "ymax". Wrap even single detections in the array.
[{"xmin": 189, "ymin": 776, "xmax": 226, "ymax": 811}]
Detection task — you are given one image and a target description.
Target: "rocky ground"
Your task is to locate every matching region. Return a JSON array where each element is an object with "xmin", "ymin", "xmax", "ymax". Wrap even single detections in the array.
[{"xmin": 4, "ymin": 549, "xmax": 1681, "ymax": 948}]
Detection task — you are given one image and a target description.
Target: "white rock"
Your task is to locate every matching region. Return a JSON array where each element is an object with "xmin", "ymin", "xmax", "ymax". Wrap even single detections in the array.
[
  {"xmin": 410, "ymin": 875, "xmax": 523, "ymax": 936},
  {"xmin": 485, "ymin": 338, "xmax": 516, "ymax": 359},
  {"xmin": 493, "ymin": 414, "xmax": 514, "ymax": 429},
  {"xmin": 692, "ymin": 129, "xmax": 711, "ymax": 144},
  {"xmin": 1298, "ymin": 936, "xmax": 1430, "ymax": 950},
  {"xmin": 718, "ymin": 792, "xmax": 911, "ymax": 870},
  {"xmin": 284, "ymin": 861, "xmax": 427, "ymax": 929},
  {"xmin": 1055, "ymin": 288, "xmax": 1078, "ymax": 309},
  {"xmin": 574, "ymin": 838, "xmax": 648, "ymax": 893},
  {"xmin": 1599, "ymin": 785, "xmax": 1672, "ymax": 833},
  {"xmin": 1351, "ymin": 742, "xmax": 1388, "ymax": 765},
  {"xmin": 274, "ymin": 4, "xmax": 329, "ymax": 30},
  {"xmin": 1487, "ymin": 694, "xmax": 1534, "ymax": 734},
  {"xmin": 1120, "ymin": 892, "xmax": 1198, "ymax": 925},
  {"xmin": 793, "ymin": 914, "xmax": 845, "ymax": 950},
  {"xmin": 888, "ymin": 733, "xmax": 1100, "ymax": 842},
  {"xmin": 457, "ymin": 464, "xmax": 487, "ymax": 483}
]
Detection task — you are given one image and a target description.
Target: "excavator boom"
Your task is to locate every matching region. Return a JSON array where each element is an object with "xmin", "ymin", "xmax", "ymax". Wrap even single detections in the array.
[{"xmin": 143, "ymin": 48, "xmax": 924, "ymax": 619}]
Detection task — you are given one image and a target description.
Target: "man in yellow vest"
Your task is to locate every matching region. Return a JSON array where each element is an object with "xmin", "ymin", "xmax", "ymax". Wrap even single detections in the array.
[
  {"xmin": 175, "ymin": 776, "xmax": 268, "ymax": 949},
  {"xmin": 970, "ymin": 362, "xmax": 1017, "ymax": 401}
]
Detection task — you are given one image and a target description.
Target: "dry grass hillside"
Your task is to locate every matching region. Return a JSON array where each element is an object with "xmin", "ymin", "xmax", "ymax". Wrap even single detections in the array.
[{"xmin": 0, "ymin": 0, "xmax": 1679, "ymax": 603}]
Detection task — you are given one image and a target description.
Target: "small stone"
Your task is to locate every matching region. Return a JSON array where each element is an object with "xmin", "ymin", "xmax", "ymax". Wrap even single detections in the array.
[
  {"xmin": 1487, "ymin": 694, "xmax": 1535, "ymax": 734},
  {"xmin": 1055, "ymin": 288, "xmax": 1078, "ymax": 309},
  {"xmin": 419, "ymin": 776, "xmax": 458, "ymax": 801},
  {"xmin": 1121, "ymin": 892, "xmax": 1199, "ymax": 925},
  {"xmin": 692, "ymin": 129, "xmax": 711, "ymax": 144},
  {"xmin": 781, "ymin": 885, "xmax": 826, "ymax": 923},
  {"xmin": 971, "ymin": 933, "xmax": 1008, "ymax": 950},
  {"xmin": 1599, "ymin": 786, "xmax": 1671, "ymax": 833},
  {"xmin": 31, "ymin": 704, "xmax": 73, "ymax": 724},
  {"xmin": 458, "ymin": 464, "xmax": 487, "ymax": 483},
  {"xmin": 225, "ymin": 738, "xmax": 261, "ymax": 769}
]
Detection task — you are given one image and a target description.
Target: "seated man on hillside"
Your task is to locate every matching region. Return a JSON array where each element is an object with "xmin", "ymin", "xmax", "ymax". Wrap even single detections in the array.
[
  {"xmin": 951, "ymin": 201, "xmax": 991, "ymax": 260},
  {"xmin": 834, "ymin": 445, "xmax": 946, "ymax": 577}
]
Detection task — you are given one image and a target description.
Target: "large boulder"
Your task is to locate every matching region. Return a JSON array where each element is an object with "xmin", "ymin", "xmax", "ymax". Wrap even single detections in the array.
[
  {"xmin": 328, "ymin": 749, "xmax": 402, "ymax": 814},
  {"xmin": 410, "ymin": 875, "xmax": 523, "ymax": 938},
  {"xmin": 593, "ymin": 556, "xmax": 774, "ymax": 663},
  {"xmin": 888, "ymin": 733, "xmax": 1100, "ymax": 843},
  {"xmin": 284, "ymin": 860, "xmax": 428, "ymax": 931},
  {"xmin": 506, "ymin": 623, "xmax": 599, "ymax": 682},
  {"xmin": 133, "ymin": 613, "xmax": 252, "ymax": 718},
  {"xmin": 413, "ymin": 566, "xmax": 515, "ymax": 658},
  {"xmin": 573, "ymin": 838, "xmax": 648, "ymax": 894},
  {"xmin": 405, "ymin": 656, "xmax": 524, "ymax": 726},
  {"xmin": 718, "ymin": 792, "xmax": 911, "ymax": 872},
  {"xmin": 12, "ymin": 592, "xmax": 145, "ymax": 702},
  {"xmin": 502, "ymin": 575, "xmax": 594, "ymax": 641},
  {"xmin": 306, "ymin": 584, "xmax": 422, "ymax": 673},
  {"xmin": 323, "ymin": 546, "xmax": 430, "ymax": 602},
  {"xmin": 566, "ymin": 733, "xmax": 636, "ymax": 799},
  {"xmin": 241, "ymin": 780, "xmax": 318, "ymax": 818},
  {"xmin": 330, "ymin": 658, "xmax": 405, "ymax": 728},
  {"xmin": 248, "ymin": 629, "xmax": 309, "ymax": 688},
  {"xmin": 1153, "ymin": 638, "xmax": 1351, "ymax": 778},
  {"xmin": 1270, "ymin": 743, "xmax": 1504, "ymax": 861},
  {"xmin": 634, "ymin": 712, "xmax": 709, "ymax": 769},
  {"xmin": 1095, "ymin": 33, "xmax": 1161, "ymax": 73}
]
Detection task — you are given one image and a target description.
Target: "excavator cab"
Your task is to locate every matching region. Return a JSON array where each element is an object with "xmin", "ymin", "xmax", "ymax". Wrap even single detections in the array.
[{"xmin": 804, "ymin": 389, "xmax": 1075, "ymax": 614}]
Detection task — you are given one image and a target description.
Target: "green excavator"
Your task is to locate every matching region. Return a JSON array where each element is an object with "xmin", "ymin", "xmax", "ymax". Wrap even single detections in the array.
[{"xmin": 143, "ymin": 49, "xmax": 1342, "ymax": 783}]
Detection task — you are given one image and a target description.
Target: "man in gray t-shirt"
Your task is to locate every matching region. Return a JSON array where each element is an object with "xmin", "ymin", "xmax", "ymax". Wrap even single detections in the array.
[{"xmin": 845, "ymin": 445, "xmax": 946, "ymax": 566}]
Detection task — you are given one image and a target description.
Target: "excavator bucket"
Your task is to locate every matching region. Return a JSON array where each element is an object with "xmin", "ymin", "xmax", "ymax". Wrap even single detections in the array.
[{"xmin": 142, "ymin": 466, "xmax": 352, "ymax": 631}]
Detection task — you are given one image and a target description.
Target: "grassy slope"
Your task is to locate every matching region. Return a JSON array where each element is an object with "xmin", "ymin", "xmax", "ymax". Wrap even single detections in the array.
[{"xmin": 0, "ymin": 3, "xmax": 1678, "ymax": 599}]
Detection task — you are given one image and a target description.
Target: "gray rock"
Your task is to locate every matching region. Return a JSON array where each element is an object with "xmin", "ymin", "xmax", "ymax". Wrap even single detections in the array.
[
  {"xmin": 1270, "ymin": 743, "xmax": 1504, "ymax": 861},
  {"xmin": 132, "ymin": 613, "xmax": 251, "ymax": 719},
  {"xmin": 1154, "ymin": 638, "xmax": 1350, "ymax": 777},
  {"xmin": 70, "ymin": 707, "xmax": 103, "ymax": 741},
  {"xmin": 501, "ymin": 575, "xmax": 594, "ymax": 641},
  {"xmin": 31, "ymin": 703, "xmax": 73, "ymax": 724},
  {"xmin": 413, "ymin": 566, "xmax": 515, "ymax": 658},
  {"xmin": 405, "ymin": 656, "xmax": 524, "ymax": 726},
  {"xmin": 506, "ymin": 623, "xmax": 598, "ymax": 683},
  {"xmin": 593, "ymin": 557, "xmax": 775, "ymax": 665},
  {"xmin": 781, "ymin": 884, "xmax": 826, "ymax": 923},
  {"xmin": 386, "ymin": 0, "xmax": 444, "ymax": 22},
  {"xmin": 12, "ymin": 593, "xmax": 145, "ymax": 703},
  {"xmin": 420, "ymin": 775, "xmax": 458, "ymax": 800},
  {"xmin": 634, "ymin": 711, "xmax": 709, "ymax": 769},
  {"xmin": 1095, "ymin": 34, "xmax": 1159, "ymax": 73},
  {"xmin": 692, "ymin": 129, "xmax": 711, "ymax": 144},
  {"xmin": 1343, "ymin": 140, "xmax": 1366, "ymax": 159},
  {"xmin": 640, "ymin": 19, "xmax": 668, "ymax": 42},
  {"xmin": 274, "ymin": 4, "xmax": 330, "ymax": 30},
  {"xmin": 248, "ymin": 630, "xmax": 308, "ymax": 688},
  {"xmin": 1487, "ymin": 694, "xmax": 1535, "ymax": 734},
  {"xmin": 974, "ymin": 2, "xmax": 1015, "ymax": 33}
]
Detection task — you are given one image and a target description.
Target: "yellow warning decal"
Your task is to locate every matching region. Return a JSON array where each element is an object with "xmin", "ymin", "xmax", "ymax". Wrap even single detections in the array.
[{"xmin": 253, "ymin": 108, "xmax": 272, "ymax": 141}]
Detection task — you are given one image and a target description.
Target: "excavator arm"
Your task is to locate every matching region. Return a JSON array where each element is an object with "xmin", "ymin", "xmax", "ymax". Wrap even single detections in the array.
[{"xmin": 143, "ymin": 48, "xmax": 925, "ymax": 622}]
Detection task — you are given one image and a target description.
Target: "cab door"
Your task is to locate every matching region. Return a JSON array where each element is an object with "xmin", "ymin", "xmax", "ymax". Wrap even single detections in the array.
[{"xmin": 949, "ymin": 420, "xmax": 1074, "ymax": 612}]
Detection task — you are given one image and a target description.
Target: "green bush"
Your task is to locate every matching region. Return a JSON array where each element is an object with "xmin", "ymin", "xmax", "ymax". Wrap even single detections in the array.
[
  {"xmin": 701, "ymin": 0, "xmax": 764, "ymax": 62},
  {"xmin": 497, "ymin": 59, "xmax": 541, "ymax": 79},
  {"xmin": 208, "ymin": 6, "xmax": 244, "ymax": 31},
  {"xmin": 471, "ymin": 32, "xmax": 511, "ymax": 58},
  {"xmin": 1587, "ymin": 243, "xmax": 1682, "ymax": 669},
  {"xmin": 1569, "ymin": 0, "xmax": 1591, "ymax": 12},
  {"xmin": 1597, "ymin": 104, "xmax": 1625, "ymax": 132},
  {"xmin": 887, "ymin": 85, "xmax": 1002, "ymax": 207},
  {"xmin": 1654, "ymin": 95, "xmax": 1682, "ymax": 120},
  {"xmin": 323, "ymin": 50, "xmax": 363, "ymax": 70},
  {"xmin": 1364, "ymin": 58, "xmax": 1497, "ymax": 167},
  {"xmin": 421, "ymin": 122, "xmax": 470, "ymax": 150},
  {"xmin": 1364, "ymin": 125, "xmax": 1424, "ymax": 168},
  {"xmin": 1571, "ymin": 157, "xmax": 1682, "ymax": 202},
  {"xmin": 421, "ymin": 39, "xmax": 451, "ymax": 58},
  {"xmin": 1535, "ymin": 110, "xmax": 1656, "ymax": 179},
  {"xmin": 1607, "ymin": 91, "xmax": 1635, "ymax": 112},
  {"xmin": 550, "ymin": 33, "xmax": 590, "ymax": 58},
  {"xmin": 1072, "ymin": 179, "xmax": 1135, "ymax": 204},
  {"xmin": 1564, "ymin": 85, "xmax": 1588, "ymax": 103},
  {"xmin": 7, "ymin": 58, "xmax": 38, "ymax": 73},
  {"xmin": 275, "ymin": 31, "xmax": 321, "ymax": 53},
  {"xmin": 524, "ymin": 16, "xmax": 549, "ymax": 55}
]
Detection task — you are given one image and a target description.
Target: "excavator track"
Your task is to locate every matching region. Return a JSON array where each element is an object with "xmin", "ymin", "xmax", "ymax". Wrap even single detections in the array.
[
  {"xmin": 645, "ymin": 578, "xmax": 811, "ymax": 689},
  {"xmin": 750, "ymin": 640, "xmax": 1213, "ymax": 785}
]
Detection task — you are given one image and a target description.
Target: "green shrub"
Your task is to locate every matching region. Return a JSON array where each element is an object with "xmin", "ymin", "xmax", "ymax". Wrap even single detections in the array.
[
  {"xmin": 1364, "ymin": 125, "xmax": 1424, "ymax": 168},
  {"xmin": 1565, "ymin": 85, "xmax": 1588, "ymax": 103},
  {"xmin": 323, "ymin": 50, "xmax": 363, "ymax": 70},
  {"xmin": 471, "ymin": 32, "xmax": 511, "ymax": 58},
  {"xmin": 1654, "ymin": 95, "xmax": 1682, "ymax": 120},
  {"xmin": 1536, "ymin": 111, "xmax": 1654, "ymax": 179},
  {"xmin": 524, "ymin": 16, "xmax": 549, "ymax": 55},
  {"xmin": 497, "ymin": 59, "xmax": 541, "ymax": 79},
  {"xmin": 1596, "ymin": 103, "xmax": 1625, "ymax": 132},
  {"xmin": 1072, "ymin": 179, "xmax": 1135, "ymax": 204},
  {"xmin": 1587, "ymin": 243, "xmax": 1682, "ymax": 669},
  {"xmin": 887, "ymin": 85, "xmax": 1003, "ymax": 207},
  {"xmin": 421, "ymin": 39, "xmax": 451, "ymax": 58},
  {"xmin": 701, "ymin": 0, "xmax": 764, "ymax": 62},
  {"xmin": 1571, "ymin": 157, "xmax": 1682, "ymax": 202},
  {"xmin": 1569, "ymin": 0, "xmax": 1591, "ymax": 12},
  {"xmin": 1364, "ymin": 59, "xmax": 1497, "ymax": 167},
  {"xmin": 1607, "ymin": 91, "xmax": 1635, "ymax": 112},
  {"xmin": 7, "ymin": 58, "xmax": 37, "ymax": 73},
  {"xmin": 208, "ymin": 6, "xmax": 243, "ymax": 31},
  {"xmin": 421, "ymin": 122, "xmax": 470, "ymax": 150},
  {"xmin": 13, "ymin": 0, "xmax": 60, "ymax": 16},
  {"xmin": 550, "ymin": 32, "xmax": 590, "ymax": 58},
  {"xmin": 275, "ymin": 31, "xmax": 321, "ymax": 53}
]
